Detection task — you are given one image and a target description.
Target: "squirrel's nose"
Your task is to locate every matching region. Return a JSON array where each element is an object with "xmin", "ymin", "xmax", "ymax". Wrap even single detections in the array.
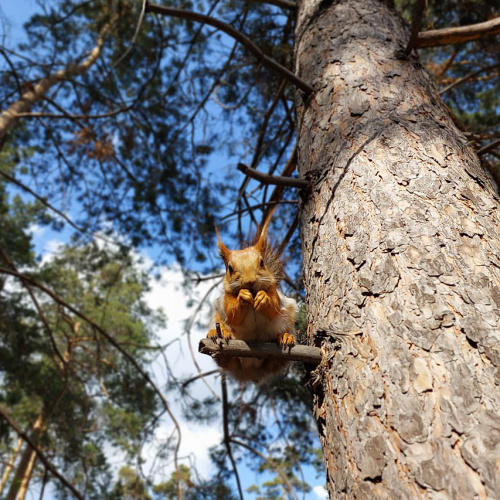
[{"xmin": 244, "ymin": 280, "xmax": 256, "ymax": 290}]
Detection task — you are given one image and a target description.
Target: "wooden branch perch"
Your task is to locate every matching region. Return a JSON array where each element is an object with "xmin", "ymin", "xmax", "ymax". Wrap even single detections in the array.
[
  {"xmin": 237, "ymin": 162, "xmax": 310, "ymax": 189},
  {"xmin": 199, "ymin": 338, "xmax": 323, "ymax": 364},
  {"xmin": 145, "ymin": 3, "xmax": 313, "ymax": 94},
  {"xmin": 417, "ymin": 16, "xmax": 500, "ymax": 48}
]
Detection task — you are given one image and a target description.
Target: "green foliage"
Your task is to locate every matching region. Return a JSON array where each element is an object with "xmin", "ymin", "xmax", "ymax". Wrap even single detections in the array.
[
  {"xmin": 396, "ymin": 1, "xmax": 500, "ymax": 177},
  {"xmin": 152, "ymin": 464, "xmax": 238, "ymax": 500}
]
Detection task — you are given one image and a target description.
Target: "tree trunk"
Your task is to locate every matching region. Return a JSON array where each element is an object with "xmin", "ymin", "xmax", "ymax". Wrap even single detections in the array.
[
  {"xmin": 295, "ymin": 1, "xmax": 500, "ymax": 498},
  {"xmin": 0, "ymin": 438, "xmax": 22, "ymax": 497},
  {"xmin": 5, "ymin": 415, "xmax": 44, "ymax": 500}
]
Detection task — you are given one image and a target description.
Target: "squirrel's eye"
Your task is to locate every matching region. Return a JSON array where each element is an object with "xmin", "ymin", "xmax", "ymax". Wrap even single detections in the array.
[
  {"xmin": 228, "ymin": 264, "xmax": 234, "ymax": 274},
  {"xmin": 260, "ymin": 258, "xmax": 265, "ymax": 268}
]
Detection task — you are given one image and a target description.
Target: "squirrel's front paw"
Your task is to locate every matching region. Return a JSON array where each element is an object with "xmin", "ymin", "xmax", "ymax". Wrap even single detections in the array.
[
  {"xmin": 254, "ymin": 290, "xmax": 270, "ymax": 311},
  {"xmin": 238, "ymin": 288, "xmax": 254, "ymax": 305}
]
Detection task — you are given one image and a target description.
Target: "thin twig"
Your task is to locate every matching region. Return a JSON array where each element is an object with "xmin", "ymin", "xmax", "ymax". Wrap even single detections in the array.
[
  {"xmin": 16, "ymin": 106, "xmax": 132, "ymax": 120},
  {"xmin": 440, "ymin": 63, "xmax": 500, "ymax": 95},
  {"xmin": 0, "ymin": 47, "xmax": 23, "ymax": 96},
  {"xmin": 145, "ymin": 3, "xmax": 313, "ymax": 93},
  {"xmin": 0, "ymin": 245, "xmax": 67, "ymax": 372},
  {"xmin": 478, "ymin": 137, "xmax": 500, "ymax": 156},
  {"xmin": 221, "ymin": 200, "xmax": 297, "ymax": 221},
  {"xmin": 402, "ymin": 0, "xmax": 426, "ymax": 57},
  {"xmin": 237, "ymin": 163, "xmax": 309, "ymax": 189},
  {"xmin": 0, "ymin": 170, "xmax": 127, "ymax": 250},
  {"xmin": 241, "ymin": 0, "xmax": 297, "ymax": 10},
  {"xmin": 221, "ymin": 375, "xmax": 244, "ymax": 500},
  {"xmin": 181, "ymin": 369, "xmax": 220, "ymax": 388},
  {"xmin": 112, "ymin": 0, "xmax": 147, "ymax": 69},
  {"xmin": 230, "ymin": 438, "xmax": 299, "ymax": 500},
  {"xmin": 184, "ymin": 279, "xmax": 222, "ymax": 401}
]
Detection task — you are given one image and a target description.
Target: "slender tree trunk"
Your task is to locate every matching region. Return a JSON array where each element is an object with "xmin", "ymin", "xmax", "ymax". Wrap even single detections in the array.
[
  {"xmin": 15, "ymin": 446, "xmax": 37, "ymax": 500},
  {"xmin": 0, "ymin": 438, "xmax": 22, "ymax": 497},
  {"xmin": 295, "ymin": 0, "xmax": 500, "ymax": 498},
  {"xmin": 5, "ymin": 415, "xmax": 44, "ymax": 500}
]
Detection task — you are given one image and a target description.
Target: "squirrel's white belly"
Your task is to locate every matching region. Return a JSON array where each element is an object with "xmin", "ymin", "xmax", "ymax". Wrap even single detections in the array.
[
  {"xmin": 232, "ymin": 292, "xmax": 297, "ymax": 342},
  {"xmin": 232, "ymin": 309, "xmax": 286, "ymax": 341}
]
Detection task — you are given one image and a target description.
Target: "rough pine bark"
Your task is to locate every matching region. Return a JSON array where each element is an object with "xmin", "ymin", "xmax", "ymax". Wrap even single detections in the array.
[{"xmin": 295, "ymin": 0, "xmax": 500, "ymax": 498}]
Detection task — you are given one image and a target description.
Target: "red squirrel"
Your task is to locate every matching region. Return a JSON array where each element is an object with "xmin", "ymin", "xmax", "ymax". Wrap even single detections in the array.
[{"xmin": 207, "ymin": 213, "xmax": 297, "ymax": 382}]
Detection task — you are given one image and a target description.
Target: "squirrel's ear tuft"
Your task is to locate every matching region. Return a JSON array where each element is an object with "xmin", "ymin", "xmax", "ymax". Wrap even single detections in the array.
[
  {"xmin": 255, "ymin": 206, "xmax": 276, "ymax": 251},
  {"xmin": 215, "ymin": 227, "xmax": 231, "ymax": 263}
]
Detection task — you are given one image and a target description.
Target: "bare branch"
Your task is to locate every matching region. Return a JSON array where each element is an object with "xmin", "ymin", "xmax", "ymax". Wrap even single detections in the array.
[
  {"xmin": 16, "ymin": 106, "xmax": 132, "ymax": 120},
  {"xmin": 0, "ymin": 170, "xmax": 127, "ymax": 250},
  {"xmin": 439, "ymin": 63, "xmax": 500, "ymax": 95},
  {"xmin": 0, "ymin": 407, "xmax": 84, "ymax": 500},
  {"xmin": 402, "ymin": 0, "xmax": 426, "ymax": 57},
  {"xmin": 199, "ymin": 338, "xmax": 323, "ymax": 364},
  {"xmin": 237, "ymin": 163, "xmax": 310, "ymax": 189},
  {"xmin": 230, "ymin": 438, "xmax": 300, "ymax": 500},
  {"xmin": 241, "ymin": 0, "xmax": 297, "ymax": 10},
  {"xmin": 112, "ymin": 0, "xmax": 147, "ymax": 69},
  {"xmin": 221, "ymin": 200, "xmax": 297, "ymax": 222},
  {"xmin": 145, "ymin": 3, "xmax": 313, "ymax": 93},
  {"xmin": 417, "ymin": 16, "xmax": 500, "ymax": 48},
  {"xmin": 0, "ymin": 14, "xmax": 118, "ymax": 141},
  {"xmin": 221, "ymin": 375, "xmax": 244, "ymax": 500},
  {"xmin": 0, "ymin": 47, "xmax": 23, "ymax": 96},
  {"xmin": 478, "ymin": 137, "xmax": 500, "ymax": 156},
  {"xmin": 181, "ymin": 369, "xmax": 220, "ymax": 388}
]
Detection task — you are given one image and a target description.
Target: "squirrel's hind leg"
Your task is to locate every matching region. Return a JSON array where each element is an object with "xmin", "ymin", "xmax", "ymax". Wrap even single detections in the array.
[
  {"xmin": 207, "ymin": 314, "xmax": 233, "ymax": 342},
  {"xmin": 277, "ymin": 332, "xmax": 295, "ymax": 347}
]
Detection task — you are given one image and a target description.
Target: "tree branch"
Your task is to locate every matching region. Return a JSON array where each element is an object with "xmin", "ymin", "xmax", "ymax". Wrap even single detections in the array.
[
  {"xmin": 417, "ymin": 16, "xmax": 500, "ymax": 48},
  {"xmin": 242, "ymin": 0, "xmax": 297, "ymax": 10},
  {"xmin": 199, "ymin": 338, "xmax": 323, "ymax": 364},
  {"xmin": 402, "ymin": 0, "xmax": 426, "ymax": 57},
  {"xmin": 0, "ymin": 407, "xmax": 84, "ymax": 500},
  {"xmin": 15, "ymin": 106, "xmax": 131, "ymax": 120},
  {"xmin": 478, "ymin": 137, "xmax": 500, "ymax": 156},
  {"xmin": 221, "ymin": 375, "xmax": 244, "ymax": 500},
  {"xmin": 145, "ymin": 3, "xmax": 313, "ymax": 94},
  {"xmin": 439, "ymin": 63, "xmax": 500, "ymax": 95},
  {"xmin": 237, "ymin": 162, "xmax": 310, "ymax": 188},
  {"xmin": 0, "ymin": 14, "xmax": 117, "ymax": 141}
]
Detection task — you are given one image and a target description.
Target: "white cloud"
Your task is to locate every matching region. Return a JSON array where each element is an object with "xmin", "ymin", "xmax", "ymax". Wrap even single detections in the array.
[
  {"xmin": 155, "ymin": 422, "xmax": 222, "ymax": 476},
  {"xmin": 313, "ymin": 485, "xmax": 328, "ymax": 499},
  {"xmin": 43, "ymin": 239, "xmax": 65, "ymax": 256},
  {"xmin": 28, "ymin": 223, "xmax": 46, "ymax": 237}
]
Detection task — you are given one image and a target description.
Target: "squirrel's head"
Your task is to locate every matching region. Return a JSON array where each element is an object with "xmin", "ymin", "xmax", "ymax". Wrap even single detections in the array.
[{"xmin": 217, "ymin": 213, "xmax": 283, "ymax": 295}]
